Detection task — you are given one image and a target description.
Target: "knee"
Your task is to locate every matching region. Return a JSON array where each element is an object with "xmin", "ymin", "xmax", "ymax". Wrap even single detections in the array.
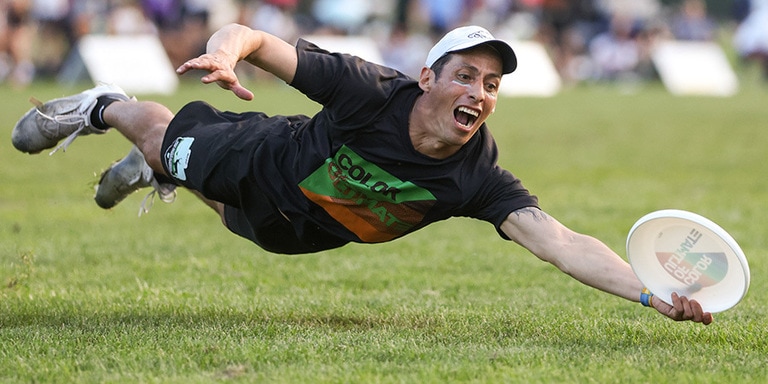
[{"xmin": 139, "ymin": 124, "xmax": 168, "ymax": 174}]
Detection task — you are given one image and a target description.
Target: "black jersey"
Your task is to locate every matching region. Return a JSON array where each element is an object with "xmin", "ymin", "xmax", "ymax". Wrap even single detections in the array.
[{"xmin": 245, "ymin": 39, "xmax": 539, "ymax": 244}]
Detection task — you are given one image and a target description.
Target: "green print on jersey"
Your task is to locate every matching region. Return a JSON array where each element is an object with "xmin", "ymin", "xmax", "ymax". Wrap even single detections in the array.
[{"xmin": 299, "ymin": 145, "xmax": 436, "ymax": 242}]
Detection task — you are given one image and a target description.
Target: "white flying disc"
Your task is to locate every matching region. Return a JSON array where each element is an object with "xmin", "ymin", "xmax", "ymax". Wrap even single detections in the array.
[{"xmin": 626, "ymin": 209, "xmax": 750, "ymax": 313}]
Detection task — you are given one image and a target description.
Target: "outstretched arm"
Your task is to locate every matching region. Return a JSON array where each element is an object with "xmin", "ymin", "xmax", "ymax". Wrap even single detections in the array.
[
  {"xmin": 501, "ymin": 207, "xmax": 713, "ymax": 325},
  {"xmin": 176, "ymin": 23, "xmax": 298, "ymax": 100}
]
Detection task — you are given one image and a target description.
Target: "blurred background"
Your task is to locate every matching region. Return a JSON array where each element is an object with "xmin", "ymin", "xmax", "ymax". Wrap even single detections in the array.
[{"xmin": 1, "ymin": 0, "xmax": 766, "ymax": 94}]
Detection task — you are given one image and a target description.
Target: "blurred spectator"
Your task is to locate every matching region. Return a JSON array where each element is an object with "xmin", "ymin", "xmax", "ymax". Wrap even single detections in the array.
[
  {"xmin": 380, "ymin": 23, "xmax": 433, "ymax": 78},
  {"xmin": 141, "ymin": 0, "xmax": 183, "ymax": 30},
  {"xmin": 241, "ymin": 0, "xmax": 299, "ymax": 42},
  {"xmin": 733, "ymin": 0, "xmax": 768, "ymax": 80},
  {"xmin": 733, "ymin": 0, "xmax": 752, "ymax": 22},
  {"xmin": 418, "ymin": 0, "xmax": 472, "ymax": 37},
  {"xmin": 237, "ymin": 0, "xmax": 300, "ymax": 82},
  {"xmin": 109, "ymin": 0, "xmax": 155, "ymax": 35},
  {"xmin": 528, "ymin": 0, "xmax": 607, "ymax": 85},
  {"xmin": 4, "ymin": 0, "xmax": 751, "ymax": 89},
  {"xmin": 465, "ymin": 0, "xmax": 513, "ymax": 28},
  {"xmin": 1, "ymin": 0, "xmax": 35, "ymax": 87},
  {"xmin": 669, "ymin": 0, "xmax": 716, "ymax": 41},
  {"xmin": 393, "ymin": 0, "xmax": 412, "ymax": 29},
  {"xmin": 588, "ymin": 13, "xmax": 641, "ymax": 81},
  {"xmin": 311, "ymin": 0, "xmax": 371, "ymax": 34},
  {"xmin": 30, "ymin": 0, "xmax": 72, "ymax": 78},
  {"xmin": 141, "ymin": 0, "xmax": 211, "ymax": 67},
  {"xmin": 594, "ymin": 0, "xmax": 659, "ymax": 21},
  {"xmin": 68, "ymin": 0, "xmax": 111, "ymax": 38},
  {"xmin": 179, "ymin": 0, "xmax": 211, "ymax": 58},
  {"xmin": 55, "ymin": 0, "xmax": 110, "ymax": 85},
  {"xmin": 141, "ymin": 0, "xmax": 185, "ymax": 68}
]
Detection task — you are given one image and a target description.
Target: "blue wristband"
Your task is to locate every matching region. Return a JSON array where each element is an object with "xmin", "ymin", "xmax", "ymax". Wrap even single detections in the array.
[{"xmin": 640, "ymin": 288, "xmax": 654, "ymax": 307}]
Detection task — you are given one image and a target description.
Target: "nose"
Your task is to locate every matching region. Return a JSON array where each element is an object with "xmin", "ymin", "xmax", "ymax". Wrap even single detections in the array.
[{"xmin": 467, "ymin": 81, "xmax": 484, "ymax": 103}]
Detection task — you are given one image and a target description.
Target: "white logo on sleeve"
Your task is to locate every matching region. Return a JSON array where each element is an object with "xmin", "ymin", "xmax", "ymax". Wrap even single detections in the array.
[{"xmin": 164, "ymin": 137, "xmax": 195, "ymax": 181}]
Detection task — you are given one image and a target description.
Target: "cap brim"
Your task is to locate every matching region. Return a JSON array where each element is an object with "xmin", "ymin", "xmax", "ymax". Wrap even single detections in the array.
[
  {"xmin": 449, "ymin": 39, "xmax": 517, "ymax": 74},
  {"xmin": 485, "ymin": 40, "xmax": 517, "ymax": 74}
]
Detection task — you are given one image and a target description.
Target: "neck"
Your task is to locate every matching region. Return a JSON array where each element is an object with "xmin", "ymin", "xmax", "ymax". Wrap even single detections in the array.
[{"xmin": 408, "ymin": 95, "xmax": 460, "ymax": 159}]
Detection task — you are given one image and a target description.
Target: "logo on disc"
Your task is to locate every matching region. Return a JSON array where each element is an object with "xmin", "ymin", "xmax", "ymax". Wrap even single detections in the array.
[
  {"xmin": 655, "ymin": 227, "xmax": 728, "ymax": 287},
  {"xmin": 656, "ymin": 251, "xmax": 728, "ymax": 287}
]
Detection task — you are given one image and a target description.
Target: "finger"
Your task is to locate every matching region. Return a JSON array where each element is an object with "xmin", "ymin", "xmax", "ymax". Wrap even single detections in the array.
[
  {"xmin": 177, "ymin": 57, "xmax": 211, "ymax": 74},
  {"xmin": 689, "ymin": 299, "xmax": 714, "ymax": 325},
  {"xmin": 231, "ymin": 84, "xmax": 254, "ymax": 101},
  {"xmin": 203, "ymin": 68, "xmax": 239, "ymax": 86},
  {"xmin": 176, "ymin": 61, "xmax": 193, "ymax": 74},
  {"xmin": 678, "ymin": 295, "xmax": 693, "ymax": 319},
  {"xmin": 176, "ymin": 56, "xmax": 251, "ymax": 100},
  {"xmin": 671, "ymin": 292, "xmax": 683, "ymax": 315},
  {"xmin": 178, "ymin": 54, "xmax": 225, "ymax": 72},
  {"xmin": 202, "ymin": 72, "xmax": 225, "ymax": 84},
  {"xmin": 208, "ymin": 72, "xmax": 252, "ymax": 100},
  {"xmin": 670, "ymin": 292, "xmax": 694, "ymax": 321}
]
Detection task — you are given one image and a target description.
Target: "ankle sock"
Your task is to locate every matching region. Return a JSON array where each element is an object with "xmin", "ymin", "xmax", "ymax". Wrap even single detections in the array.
[{"xmin": 90, "ymin": 96, "xmax": 123, "ymax": 130}]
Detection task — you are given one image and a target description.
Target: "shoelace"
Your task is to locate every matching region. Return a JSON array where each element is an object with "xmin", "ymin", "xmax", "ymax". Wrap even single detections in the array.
[
  {"xmin": 29, "ymin": 97, "xmax": 88, "ymax": 155},
  {"xmin": 138, "ymin": 178, "xmax": 177, "ymax": 217},
  {"xmin": 32, "ymin": 96, "xmax": 176, "ymax": 215}
]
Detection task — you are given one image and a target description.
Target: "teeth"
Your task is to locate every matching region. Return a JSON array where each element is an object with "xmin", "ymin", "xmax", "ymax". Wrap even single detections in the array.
[{"xmin": 458, "ymin": 106, "xmax": 479, "ymax": 117}]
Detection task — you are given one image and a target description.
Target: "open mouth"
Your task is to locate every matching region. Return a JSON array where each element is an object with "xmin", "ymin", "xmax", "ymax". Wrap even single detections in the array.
[{"xmin": 454, "ymin": 106, "xmax": 479, "ymax": 129}]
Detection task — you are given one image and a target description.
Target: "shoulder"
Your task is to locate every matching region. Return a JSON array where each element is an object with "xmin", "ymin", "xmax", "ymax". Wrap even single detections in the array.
[
  {"xmin": 294, "ymin": 38, "xmax": 409, "ymax": 83},
  {"xmin": 293, "ymin": 38, "xmax": 417, "ymax": 110}
]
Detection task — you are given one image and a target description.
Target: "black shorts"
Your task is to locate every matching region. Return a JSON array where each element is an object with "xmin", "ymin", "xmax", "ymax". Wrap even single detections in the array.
[{"xmin": 161, "ymin": 101, "xmax": 347, "ymax": 254}]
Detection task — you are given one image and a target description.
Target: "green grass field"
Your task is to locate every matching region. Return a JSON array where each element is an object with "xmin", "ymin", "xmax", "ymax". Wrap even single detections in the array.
[{"xmin": 1, "ymin": 77, "xmax": 767, "ymax": 383}]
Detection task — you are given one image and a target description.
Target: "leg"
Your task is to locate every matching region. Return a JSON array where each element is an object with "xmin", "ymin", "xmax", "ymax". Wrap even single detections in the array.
[
  {"xmin": 189, "ymin": 190, "xmax": 227, "ymax": 225},
  {"xmin": 11, "ymin": 84, "xmax": 226, "ymax": 219},
  {"xmin": 98, "ymin": 99, "xmax": 227, "ymax": 220},
  {"xmin": 101, "ymin": 100, "xmax": 174, "ymax": 175}
]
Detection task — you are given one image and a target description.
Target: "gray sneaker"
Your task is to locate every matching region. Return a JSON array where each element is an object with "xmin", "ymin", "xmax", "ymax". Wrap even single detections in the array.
[
  {"xmin": 95, "ymin": 145, "xmax": 177, "ymax": 216},
  {"xmin": 12, "ymin": 83, "xmax": 132, "ymax": 155}
]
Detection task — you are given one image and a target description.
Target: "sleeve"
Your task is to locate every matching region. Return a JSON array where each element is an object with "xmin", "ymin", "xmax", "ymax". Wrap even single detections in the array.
[
  {"xmin": 471, "ymin": 166, "xmax": 540, "ymax": 240},
  {"xmin": 289, "ymin": 39, "xmax": 406, "ymax": 128},
  {"xmin": 456, "ymin": 129, "xmax": 540, "ymax": 240}
]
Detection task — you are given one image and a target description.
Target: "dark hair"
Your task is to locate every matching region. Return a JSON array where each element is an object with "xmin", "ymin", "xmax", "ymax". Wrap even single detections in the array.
[{"xmin": 429, "ymin": 54, "xmax": 454, "ymax": 78}]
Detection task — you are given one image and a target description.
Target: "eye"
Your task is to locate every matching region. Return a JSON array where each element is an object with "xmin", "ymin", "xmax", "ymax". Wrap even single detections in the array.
[
  {"xmin": 456, "ymin": 73, "xmax": 472, "ymax": 82},
  {"xmin": 485, "ymin": 82, "xmax": 499, "ymax": 95}
]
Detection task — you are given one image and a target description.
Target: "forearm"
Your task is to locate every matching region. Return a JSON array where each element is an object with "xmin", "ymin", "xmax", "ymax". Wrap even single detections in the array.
[
  {"xmin": 558, "ymin": 233, "xmax": 643, "ymax": 302},
  {"xmin": 503, "ymin": 209, "xmax": 713, "ymax": 324},
  {"xmin": 502, "ymin": 209, "xmax": 643, "ymax": 302},
  {"xmin": 538, "ymin": 232, "xmax": 712, "ymax": 324}
]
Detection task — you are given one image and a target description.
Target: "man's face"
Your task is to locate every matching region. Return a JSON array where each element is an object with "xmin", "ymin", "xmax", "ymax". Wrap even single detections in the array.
[{"xmin": 421, "ymin": 46, "xmax": 503, "ymax": 148}]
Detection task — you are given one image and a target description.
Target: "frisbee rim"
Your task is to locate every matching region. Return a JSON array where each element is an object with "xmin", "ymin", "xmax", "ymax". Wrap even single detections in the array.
[{"xmin": 626, "ymin": 209, "xmax": 750, "ymax": 313}]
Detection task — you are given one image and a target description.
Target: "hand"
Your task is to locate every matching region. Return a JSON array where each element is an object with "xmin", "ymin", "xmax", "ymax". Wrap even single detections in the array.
[
  {"xmin": 653, "ymin": 292, "xmax": 713, "ymax": 325},
  {"xmin": 176, "ymin": 51, "xmax": 255, "ymax": 101}
]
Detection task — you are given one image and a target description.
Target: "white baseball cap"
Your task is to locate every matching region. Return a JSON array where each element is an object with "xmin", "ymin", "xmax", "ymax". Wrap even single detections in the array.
[{"xmin": 425, "ymin": 26, "xmax": 517, "ymax": 74}]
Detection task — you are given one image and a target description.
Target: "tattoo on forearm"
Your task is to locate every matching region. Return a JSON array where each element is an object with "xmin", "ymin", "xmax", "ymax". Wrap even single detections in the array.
[{"xmin": 513, "ymin": 207, "xmax": 550, "ymax": 222}]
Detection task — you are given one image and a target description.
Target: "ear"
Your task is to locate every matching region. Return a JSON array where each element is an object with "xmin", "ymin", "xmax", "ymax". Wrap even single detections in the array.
[{"xmin": 418, "ymin": 67, "xmax": 433, "ymax": 92}]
